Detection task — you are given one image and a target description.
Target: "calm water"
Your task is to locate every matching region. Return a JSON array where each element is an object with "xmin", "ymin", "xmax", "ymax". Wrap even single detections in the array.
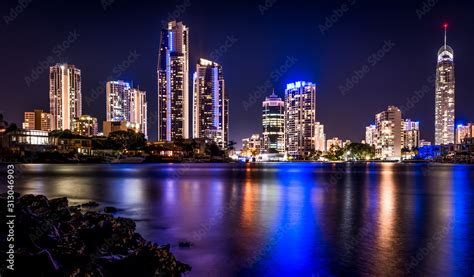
[{"xmin": 8, "ymin": 163, "xmax": 474, "ymax": 276}]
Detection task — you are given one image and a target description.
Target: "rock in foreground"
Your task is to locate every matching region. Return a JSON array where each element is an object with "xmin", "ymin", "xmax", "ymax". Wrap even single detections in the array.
[{"xmin": 0, "ymin": 194, "xmax": 191, "ymax": 276}]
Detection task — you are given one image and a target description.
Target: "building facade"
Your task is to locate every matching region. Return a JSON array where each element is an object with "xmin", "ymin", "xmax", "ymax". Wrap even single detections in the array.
[
  {"xmin": 262, "ymin": 92, "xmax": 285, "ymax": 154},
  {"xmin": 375, "ymin": 106, "xmax": 402, "ymax": 160},
  {"xmin": 314, "ymin": 123, "xmax": 326, "ymax": 152},
  {"xmin": 49, "ymin": 64, "xmax": 82, "ymax": 131},
  {"xmin": 106, "ymin": 80, "xmax": 130, "ymax": 122},
  {"xmin": 192, "ymin": 59, "xmax": 228, "ymax": 148},
  {"xmin": 456, "ymin": 123, "xmax": 474, "ymax": 144},
  {"xmin": 73, "ymin": 115, "xmax": 98, "ymax": 137},
  {"xmin": 106, "ymin": 81, "xmax": 148, "ymax": 138},
  {"xmin": 285, "ymin": 82, "xmax": 317, "ymax": 158},
  {"xmin": 129, "ymin": 88, "xmax": 148, "ymax": 138},
  {"xmin": 402, "ymin": 119, "xmax": 420, "ymax": 150},
  {"xmin": 103, "ymin": 121, "xmax": 141, "ymax": 137},
  {"xmin": 435, "ymin": 25, "xmax": 455, "ymax": 145},
  {"xmin": 158, "ymin": 21, "xmax": 190, "ymax": 141},
  {"xmin": 241, "ymin": 134, "xmax": 262, "ymax": 156},
  {"xmin": 22, "ymin": 110, "xmax": 52, "ymax": 132},
  {"xmin": 326, "ymin": 137, "xmax": 343, "ymax": 151},
  {"xmin": 365, "ymin": 124, "xmax": 377, "ymax": 146}
]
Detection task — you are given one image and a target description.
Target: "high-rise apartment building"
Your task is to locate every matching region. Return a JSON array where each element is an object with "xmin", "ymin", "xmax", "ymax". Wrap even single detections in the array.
[
  {"xmin": 262, "ymin": 92, "xmax": 285, "ymax": 154},
  {"xmin": 402, "ymin": 119, "xmax": 420, "ymax": 150},
  {"xmin": 375, "ymin": 106, "xmax": 402, "ymax": 160},
  {"xmin": 158, "ymin": 21, "xmax": 190, "ymax": 141},
  {"xmin": 435, "ymin": 24, "xmax": 455, "ymax": 145},
  {"xmin": 22, "ymin": 110, "xmax": 52, "ymax": 132},
  {"xmin": 285, "ymin": 82, "xmax": 317, "ymax": 158},
  {"xmin": 192, "ymin": 59, "xmax": 228, "ymax": 148},
  {"xmin": 106, "ymin": 81, "xmax": 148, "ymax": 138},
  {"xmin": 365, "ymin": 125, "xmax": 377, "ymax": 146},
  {"xmin": 49, "ymin": 64, "xmax": 82, "ymax": 131},
  {"xmin": 314, "ymin": 122, "xmax": 326, "ymax": 152},
  {"xmin": 106, "ymin": 80, "xmax": 130, "ymax": 122},
  {"xmin": 129, "ymin": 88, "xmax": 148, "ymax": 139}
]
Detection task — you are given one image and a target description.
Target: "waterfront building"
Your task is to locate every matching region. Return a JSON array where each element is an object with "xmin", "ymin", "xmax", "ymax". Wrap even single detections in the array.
[
  {"xmin": 262, "ymin": 92, "xmax": 285, "ymax": 154},
  {"xmin": 315, "ymin": 122, "xmax": 326, "ymax": 152},
  {"xmin": 22, "ymin": 110, "xmax": 52, "ymax": 132},
  {"xmin": 435, "ymin": 24, "xmax": 455, "ymax": 145},
  {"xmin": 365, "ymin": 125, "xmax": 377, "ymax": 146},
  {"xmin": 129, "ymin": 88, "xmax": 148, "ymax": 138},
  {"xmin": 402, "ymin": 119, "xmax": 420, "ymax": 150},
  {"xmin": 1, "ymin": 129, "xmax": 50, "ymax": 148},
  {"xmin": 192, "ymin": 59, "xmax": 228, "ymax": 149},
  {"xmin": 49, "ymin": 64, "xmax": 82, "ymax": 131},
  {"xmin": 456, "ymin": 123, "xmax": 474, "ymax": 144},
  {"xmin": 374, "ymin": 106, "xmax": 402, "ymax": 160},
  {"xmin": 284, "ymin": 82, "xmax": 317, "ymax": 158},
  {"xmin": 72, "ymin": 115, "xmax": 98, "ymax": 137},
  {"xmin": 106, "ymin": 80, "xmax": 130, "ymax": 122},
  {"xmin": 241, "ymin": 134, "xmax": 262, "ymax": 156},
  {"xmin": 158, "ymin": 21, "xmax": 190, "ymax": 141},
  {"xmin": 106, "ymin": 81, "xmax": 148, "ymax": 138},
  {"xmin": 326, "ymin": 137, "xmax": 343, "ymax": 151}
]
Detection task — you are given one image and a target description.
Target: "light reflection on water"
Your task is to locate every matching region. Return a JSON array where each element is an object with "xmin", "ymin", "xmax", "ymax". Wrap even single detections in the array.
[{"xmin": 9, "ymin": 163, "xmax": 474, "ymax": 276}]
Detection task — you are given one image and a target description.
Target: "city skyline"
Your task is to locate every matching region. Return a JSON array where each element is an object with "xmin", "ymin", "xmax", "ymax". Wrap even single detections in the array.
[{"xmin": 1, "ymin": 1, "xmax": 474, "ymax": 147}]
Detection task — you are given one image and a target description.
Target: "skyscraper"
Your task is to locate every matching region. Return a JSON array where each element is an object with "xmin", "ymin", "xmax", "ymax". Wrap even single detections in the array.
[
  {"xmin": 192, "ymin": 59, "xmax": 228, "ymax": 148},
  {"xmin": 49, "ymin": 64, "xmax": 82, "ymax": 131},
  {"xmin": 106, "ymin": 80, "xmax": 130, "ymax": 122},
  {"xmin": 365, "ymin": 124, "xmax": 377, "ymax": 146},
  {"xmin": 158, "ymin": 21, "xmax": 190, "ymax": 141},
  {"xmin": 314, "ymin": 122, "xmax": 326, "ymax": 152},
  {"xmin": 435, "ymin": 24, "xmax": 455, "ymax": 145},
  {"xmin": 262, "ymin": 92, "xmax": 285, "ymax": 154},
  {"xmin": 374, "ymin": 106, "xmax": 402, "ymax": 160},
  {"xmin": 105, "ymin": 80, "xmax": 148, "ymax": 138},
  {"xmin": 402, "ymin": 119, "xmax": 420, "ymax": 150},
  {"xmin": 129, "ymin": 88, "xmax": 148, "ymax": 139},
  {"xmin": 285, "ymin": 82, "xmax": 317, "ymax": 158}
]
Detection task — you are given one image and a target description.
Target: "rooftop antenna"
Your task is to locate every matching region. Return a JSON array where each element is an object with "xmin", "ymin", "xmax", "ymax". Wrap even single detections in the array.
[{"xmin": 444, "ymin": 23, "xmax": 448, "ymax": 49}]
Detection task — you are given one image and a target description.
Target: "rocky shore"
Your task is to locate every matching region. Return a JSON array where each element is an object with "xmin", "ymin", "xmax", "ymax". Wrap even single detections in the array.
[{"xmin": 0, "ymin": 194, "xmax": 191, "ymax": 276}]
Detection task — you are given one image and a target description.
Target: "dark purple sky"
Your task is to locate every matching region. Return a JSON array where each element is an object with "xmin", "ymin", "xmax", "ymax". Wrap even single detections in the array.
[{"xmin": 1, "ymin": 0, "xmax": 473, "ymax": 145}]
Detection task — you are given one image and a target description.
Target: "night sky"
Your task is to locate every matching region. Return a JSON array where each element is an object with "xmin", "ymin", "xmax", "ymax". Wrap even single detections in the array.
[{"xmin": 1, "ymin": 0, "xmax": 473, "ymax": 146}]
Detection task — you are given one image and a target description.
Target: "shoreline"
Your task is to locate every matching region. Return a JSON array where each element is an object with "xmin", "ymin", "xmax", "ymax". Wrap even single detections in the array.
[{"xmin": 0, "ymin": 194, "xmax": 191, "ymax": 276}]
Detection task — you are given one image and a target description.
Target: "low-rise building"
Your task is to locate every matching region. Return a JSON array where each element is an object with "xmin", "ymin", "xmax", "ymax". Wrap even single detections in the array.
[
  {"xmin": 22, "ymin": 110, "xmax": 52, "ymax": 132},
  {"xmin": 103, "ymin": 121, "xmax": 141, "ymax": 137},
  {"xmin": 73, "ymin": 115, "xmax": 98, "ymax": 137}
]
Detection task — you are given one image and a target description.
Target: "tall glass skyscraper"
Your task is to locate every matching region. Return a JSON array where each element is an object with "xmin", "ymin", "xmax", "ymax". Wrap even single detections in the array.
[
  {"xmin": 435, "ymin": 24, "xmax": 455, "ymax": 145},
  {"xmin": 49, "ymin": 64, "xmax": 81, "ymax": 131},
  {"xmin": 158, "ymin": 21, "xmax": 190, "ymax": 141},
  {"xmin": 192, "ymin": 59, "xmax": 228, "ymax": 148},
  {"xmin": 262, "ymin": 92, "xmax": 285, "ymax": 154},
  {"xmin": 284, "ymin": 82, "xmax": 317, "ymax": 158}
]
